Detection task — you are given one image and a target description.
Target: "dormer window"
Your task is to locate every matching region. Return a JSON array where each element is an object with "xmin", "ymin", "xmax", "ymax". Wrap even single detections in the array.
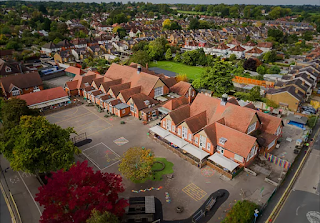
[
  {"xmin": 5, "ymin": 66, "xmax": 12, "ymax": 73},
  {"xmin": 219, "ymin": 137, "xmax": 227, "ymax": 145},
  {"xmin": 247, "ymin": 122, "xmax": 257, "ymax": 134}
]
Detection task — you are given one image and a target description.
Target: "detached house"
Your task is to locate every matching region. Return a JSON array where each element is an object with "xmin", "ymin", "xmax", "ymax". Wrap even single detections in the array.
[
  {"xmin": 150, "ymin": 93, "xmax": 283, "ymax": 178},
  {"xmin": 0, "ymin": 71, "xmax": 43, "ymax": 98}
]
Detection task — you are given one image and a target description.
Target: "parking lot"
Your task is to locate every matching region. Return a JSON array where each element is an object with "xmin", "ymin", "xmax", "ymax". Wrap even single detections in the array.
[{"xmin": 46, "ymin": 105, "xmax": 276, "ymax": 222}]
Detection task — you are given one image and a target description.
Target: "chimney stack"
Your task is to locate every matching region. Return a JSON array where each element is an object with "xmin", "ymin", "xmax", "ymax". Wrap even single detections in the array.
[
  {"xmin": 137, "ymin": 65, "xmax": 141, "ymax": 74},
  {"xmin": 221, "ymin": 93, "xmax": 228, "ymax": 106}
]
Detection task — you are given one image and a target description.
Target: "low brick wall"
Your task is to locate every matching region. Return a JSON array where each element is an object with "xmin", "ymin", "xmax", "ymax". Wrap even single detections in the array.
[
  {"xmin": 149, "ymin": 132, "xmax": 206, "ymax": 168},
  {"xmin": 206, "ymin": 161, "xmax": 233, "ymax": 179},
  {"xmin": 244, "ymin": 167, "xmax": 257, "ymax": 176}
]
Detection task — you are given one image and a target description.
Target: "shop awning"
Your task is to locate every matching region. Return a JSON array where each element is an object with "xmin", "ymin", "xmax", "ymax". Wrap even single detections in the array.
[
  {"xmin": 181, "ymin": 144, "xmax": 210, "ymax": 161},
  {"xmin": 149, "ymin": 125, "xmax": 170, "ymax": 138},
  {"xmin": 164, "ymin": 134, "xmax": 188, "ymax": 148},
  {"xmin": 208, "ymin": 153, "xmax": 239, "ymax": 172}
]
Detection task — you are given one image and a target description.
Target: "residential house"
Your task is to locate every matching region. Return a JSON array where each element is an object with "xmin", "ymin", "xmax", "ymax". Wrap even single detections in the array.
[
  {"xmin": 257, "ymin": 42, "xmax": 273, "ymax": 52},
  {"xmin": 64, "ymin": 66, "xmax": 84, "ymax": 78},
  {"xmin": 169, "ymin": 81, "xmax": 196, "ymax": 103},
  {"xmin": 245, "ymin": 47, "xmax": 264, "ymax": 59},
  {"xmin": 71, "ymin": 48, "xmax": 91, "ymax": 61},
  {"xmin": 54, "ymin": 50, "xmax": 76, "ymax": 65},
  {"xmin": 41, "ymin": 42, "xmax": 61, "ymax": 55},
  {"xmin": 0, "ymin": 71, "xmax": 43, "ymax": 98},
  {"xmin": 127, "ymin": 93, "xmax": 159, "ymax": 121},
  {"xmin": 0, "ymin": 59, "xmax": 30, "ymax": 77}
]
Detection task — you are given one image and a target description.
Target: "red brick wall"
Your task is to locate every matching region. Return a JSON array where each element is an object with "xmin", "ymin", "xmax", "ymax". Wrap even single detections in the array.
[{"xmin": 115, "ymin": 107, "xmax": 130, "ymax": 118}]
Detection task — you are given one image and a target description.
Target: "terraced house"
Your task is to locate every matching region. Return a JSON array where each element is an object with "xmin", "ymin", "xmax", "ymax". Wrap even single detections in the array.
[{"xmin": 150, "ymin": 93, "xmax": 283, "ymax": 178}]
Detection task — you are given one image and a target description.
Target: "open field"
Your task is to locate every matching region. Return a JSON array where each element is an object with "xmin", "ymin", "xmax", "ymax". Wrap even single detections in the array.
[
  {"xmin": 149, "ymin": 61, "xmax": 206, "ymax": 80},
  {"xmin": 177, "ymin": 10, "xmax": 206, "ymax": 15}
]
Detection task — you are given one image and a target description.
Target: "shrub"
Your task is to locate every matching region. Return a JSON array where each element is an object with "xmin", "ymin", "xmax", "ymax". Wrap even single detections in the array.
[
  {"xmin": 307, "ymin": 115, "xmax": 317, "ymax": 128},
  {"xmin": 222, "ymin": 200, "xmax": 258, "ymax": 223}
]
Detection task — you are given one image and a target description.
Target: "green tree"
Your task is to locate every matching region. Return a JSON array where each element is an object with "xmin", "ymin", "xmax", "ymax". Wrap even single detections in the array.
[
  {"xmin": 189, "ymin": 18, "xmax": 200, "ymax": 30},
  {"xmin": 113, "ymin": 26, "xmax": 126, "ymax": 39},
  {"xmin": 174, "ymin": 52, "xmax": 181, "ymax": 62},
  {"xmin": 302, "ymin": 31, "xmax": 313, "ymax": 41},
  {"xmin": 248, "ymin": 86, "xmax": 261, "ymax": 101},
  {"xmin": 229, "ymin": 54, "xmax": 237, "ymax": 61},
  {"xmin": 165, "ymin": 48, "xmax": 172, "ymax": 61},
  {"xmin": 118, "ymin": 147, "xmax": 154, "ymax": 181},
  {"xmin": 192, "ymin": 61, "xmax": 234, "ymax": 96},
  {"xmin": 130, "ymin": 50, "xmax": 150, "ymax": 67},
  {"xmin": 148, "ymin": 37, "xmax": 167, "ymax": 61},
  {"xmin": 1, "ymin": 116, "xmax": 80, "ymax": 174},
  {"xmin": 222, "ymin": 200, "xmax": 258, "ymax": 223},
  {"xmin": 268, "ymin": 65, "xmax": 281, "ymax": 74},
  {"xmin": 86, "ymin": 209, "xmax": 119, "ymax": 223},
  {"xmin": 263, "ymin": 50, "xmax": 278, "ymax": 63},
  {"xmin": 256, "ymin": 65, "xmax": 266, "ymax": 75},
  {"xmin": 0, "ymin": 98, "xmax": 39, "ymax": 130}
]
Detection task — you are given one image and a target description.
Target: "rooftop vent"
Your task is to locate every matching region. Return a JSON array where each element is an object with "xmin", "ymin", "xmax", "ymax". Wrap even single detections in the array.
[{"xmin": 219, "ymin": 137, "xmax": 227, "ymax": 145}]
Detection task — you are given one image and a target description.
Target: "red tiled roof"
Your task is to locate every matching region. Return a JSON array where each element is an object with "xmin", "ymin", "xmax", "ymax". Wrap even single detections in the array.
[
  {"xmin": 65, "ymin": 80, "xmax": 78, "ymax": 90},
  {"xmin": 216, "ymin": 43, "xmax": 229, "ymax": 50},
  {"xmin": 130, "ymin": 93, "xmax": 159, "ymax": 110},
  {"xmin": 162, "ymin": 96, "xmax": 189, "ymax": 111},
  {"xmin": 245, "ymin": 41, "xmax": 256, "ymax": 46},
  {"xmin": 109, "ymin": 82, "xmax": 131, "ymax": 97},
  {"xmin": 184, "ymin": 111, "xmax": 207, "ymax": 134},
  {"xmin": 100, "ymin": 79, "xmax": 122, "ymax": 92},
  {"xmin": 257, "ymin": 111, "xmax": 282, "ymax": 135},
  {"xmin": 227, "ymin": 97, "xmax": 239, "ymax": 106},
  {"xmin": 168, "ymin": 104, "xmax": 190, "ymax": 125},
  {"xmin": 119, "ymin": 86, "xmax": 141, "ymax": 102},
  {"xmin": 246, "ymin": 47, "xmax": 263, "ymax": 54},
  {"xmin": 170, "ymin": 81, "xmax": 191, "ymax": 96},
  {"xmin": 16, "ymin": 87, "xmax": 68, "ymax": 106},
  {"xmin": 65, "ymin": 66, "xmax": 84, "ymax": 76},
  {"xmin": 230, "ymin": 45, "xmax": 246, "ymax": 52},
  {"xmin": 229, "ymin": 39, "xmax": 241, "ymax": 46},
  {"xmin": 161, "ymin": 77, "xmax": 177, "ymax": 88},
  {"xmin": 257, "ymin": 42, "xmax": 273, "ymax": 48}
]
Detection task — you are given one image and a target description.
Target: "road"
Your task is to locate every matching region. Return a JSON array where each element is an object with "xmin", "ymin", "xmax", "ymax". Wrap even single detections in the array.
[
  {"xmin": 0, "ymin": 190, "xmax": 11, "ymax": 222},
  {"xmin": 258, "ymin": 119, "xmax": 320, "ymax": 223}
]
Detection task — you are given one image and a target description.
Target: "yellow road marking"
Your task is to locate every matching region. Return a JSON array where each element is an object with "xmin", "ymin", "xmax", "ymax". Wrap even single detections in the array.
[{"xmin": 82, "ymin": 106, "xmax": 113, "ymax": 127}]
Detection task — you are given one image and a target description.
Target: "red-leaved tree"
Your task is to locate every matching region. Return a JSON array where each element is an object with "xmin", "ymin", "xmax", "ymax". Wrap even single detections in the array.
[{"xmin": 35, "ymin": 161, "xmax": 128, "ymax": 223}]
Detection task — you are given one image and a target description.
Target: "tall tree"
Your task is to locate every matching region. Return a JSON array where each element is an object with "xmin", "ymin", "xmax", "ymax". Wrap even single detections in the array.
[
  {"xmin": 243, "ymin": 58, "xmax": 257, "ymax": 71},
  {"xmin": 119, "ymin": 147, "xmax": 154, "ymax": 181},
  {"xmin": 86, "ymin": 209, "xmax": 119, "ymax": 223},
  {"xmin": 165, "ymin": 48, "xmax": 172, "ymax": 61},
  {"xmin": 192, "ymin": 61, "xmax": 234, "ymax": 96},
  {"xmin": 189, "ymin": 18, "xmax": 200, "ymax": 30},
  {"xmin": 0, "ymin": 116, "xmax": 80, "ymax": 173},
  {"xmin": 35, "ymin": 161, "xmax": 128, "ymax": 223},
  {"xmin": 129, "ymin": 50, "xmax": 150, "ymax": 67},
  {"xmin": 148, "ymin": 37, "xmax": 167, "ymax": 61},
  {"xmin": 0, "ymin": 98, "xmax": 39, "ymax": 130}
]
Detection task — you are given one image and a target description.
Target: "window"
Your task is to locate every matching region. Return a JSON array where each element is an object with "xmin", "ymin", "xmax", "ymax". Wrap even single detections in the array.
[
  {"xmin": 268, "ymin": 140, "xmax": 276, "ymax": 150},
  {"xmin": 199, "ymin": 135, "xmax": 206, "ymax": 148},
  {"xmin": 192, "ymin": 90, "xmax": 195, "ymax": 97},
  {"xmin": 276, "ymin": 126, "xmax": 281, "ymax": 136},
  {"xmin": 188, "ymin": 133, "xmax": 192, "ymax": 141},
  {"xmin": 195, "ymin": 137, "xmax": 198, "ymax": 145},
  {"xmin": 172, "ymin": 125, "xmax": 175, "ymax": 133},
  {"xmin": 12, "ymin": 90, "xmax": 20, "ymax": 96},
  {"xmin": 182, "ymin": 127, "xmax": 187, "ymax": 139},
  {"xmin": 234, "ymin": 154, "xmax": 243, "ymax": 163},
  {"xmin": 5, "ymin": 66, "xmax": 11, "ymax": 73},
  {"xmin": 154, "ymin": 86, "xmax": 163, "ymax": 97},
  {"xmin": 166, "ymin": 119, "xmax": 171, "ymax": 131},
  {"xmin": 217, "ymin": 146, "xmax": 224, "ymax": 154},
  {"xmin": 178, "ymin": 128, "xmax": 181, "ymax": 136},
  {"xmin": 122, "ymin": 109, "xmax": 126, "ymax": 114},
  {"xmin": 219, "ymin": 137, "xmax": 227, "ymax": 145},
  {"xmin": 247, "ymin": 122, "xmax": 257, "ymax": 134},
  {"xmin": 207, "ymin": 142, "xmax": 211, "ymax": 151},
  {"xmin": 247, "ymin": 145, "xmax": 257, "ymax": 161},
  {"xmin": 130, "ymin": 103, "xmax": 134, "ymax": 112},
  {"xmin": 162, "ymin": 120, "xmax": 165, "ymax": 128}
]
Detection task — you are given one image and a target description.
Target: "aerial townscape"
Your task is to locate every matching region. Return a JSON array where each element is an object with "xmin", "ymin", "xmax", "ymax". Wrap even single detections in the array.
[{"xmin": 0, "ymin": 1, "xmax": 320, "ymax": 223}]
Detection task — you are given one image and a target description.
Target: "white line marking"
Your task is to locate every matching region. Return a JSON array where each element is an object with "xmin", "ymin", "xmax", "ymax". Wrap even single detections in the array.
[
  {"xmin": 101, "ymin": 160, "xmax": 120, "ymax": 170},
  {"xmin": 101, "ymin": 142, "xmax": 121, "ymax": 157},
  {"xmin": 81, "ymin": 152, "xmax": 102, "ymax": 171},
  {"xmin": 17, "ymin": 172, "xmax": 42, "ymax": 215},
  {"xmin": 82, "ymin": 142, "xmax": 102, "ymax": 152}
]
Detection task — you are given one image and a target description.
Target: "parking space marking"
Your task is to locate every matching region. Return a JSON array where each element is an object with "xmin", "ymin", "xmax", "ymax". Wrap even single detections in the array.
[{"xmin": 182, "ymin": 183, "xmax": 207, "ymax": 201}]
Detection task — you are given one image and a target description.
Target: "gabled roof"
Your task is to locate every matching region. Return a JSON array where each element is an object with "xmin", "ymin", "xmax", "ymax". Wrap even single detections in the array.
[
  {"xmin": 170, "ymin": 81, "xmax": 192, "ymax": 96},
  {"xmin": 216, "ymin": 43, "xmax": 229, "ymax": 50},
  {"xmin": 227, "ymin": 97, "xmax": 239, "ymax": 106},
  {"xmin": 266, "ymin": 85, "xmax": 304, "ymax": 101},
  {"xmin": 109, "ymin": 82, "xmax": 131, "ymax": 97},
  {"xmin": 65, "ymin": 80, "xmax": 78, "ymax": 90},
  {"xmin": 168, "ymin": 104, "xmax": 190, "ymax": 125},
  {"xmin": 91, "ymin": 77, "xmax": 105, "ymax": 88},
  {"xmin": 229, "ymin": 39, "xmax": 241, "ymax": 46},
  {"xmin": 161, "ymin": 77, "xmax": 177, "ymax": 88},
  {"xmin": 162, "ymin": 96, "xmax": 189, "ymax": 111},
  {"xmin": 16, "ymin": 87, "xmax": 67, "ymax": 106},
  {"xmin": 257, "ymin": 111, "xmax": 283, "ymax": 135},
  {"xmin": 100, "ymin": 79, "xmax": 122, "ymax": 92},
  {"xmin": 130, "ymin": 93, "xmax": 159, "ymax": 110},
  {"xmin": 119, "ymin": 86, "xmax": 141, "ymax": 102},
  {"xmin": 246, "ymin": 47, "xmax": 263, "ymax": 54},
  {"xmin": 183, "ymin": 111, "xmax": 207, "ymax": 134},
  {"xmin": 65, "ymin": 66, "xmax": 84, "ymax": 76},
  {"xmin": 230, "ymin": 45, "xmax": 246, "ymax": 52},
  {"xmin": 0, "ymin": 71, "xmax": 43, "ymax": 95},
  {"xmin": 257, "ymin": 42, "xmax": 273, "ymax": 48}
]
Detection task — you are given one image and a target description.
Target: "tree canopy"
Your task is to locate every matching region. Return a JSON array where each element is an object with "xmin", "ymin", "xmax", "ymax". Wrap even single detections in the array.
[
  {"xmin": 119, "ymin": 147, "xmax": 154, "ymax": 181},
  {"xmin": 86, "ymin": 209, "xmax": 119, "ymax": 223},
  {"xmin": 222, "ymin": 200, "xmax": 258, "ymax": 223},
  {"xmin": 130, "ymin": 50, "xmax": 150, "ymax": 67},
  {"xmin": 0, "ymin": 115, "xmax": 80, "ymax": 173},
  {"xmin": 35, "ymin": 160, "xmax": 128, "ymax": 223},
  {"xmin": 192, "ymin": 60, "xmax": 234, "ymax": 96}
]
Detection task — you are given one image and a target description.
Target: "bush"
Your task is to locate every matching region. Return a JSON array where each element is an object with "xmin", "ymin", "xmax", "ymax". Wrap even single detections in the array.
[
  {"xmin": 222, "ymin": 200, "xmax": 258, "ymax": 223},
  {"xmin": 307, "ymin": 116, "xmax": 317, "ymax": 128}
]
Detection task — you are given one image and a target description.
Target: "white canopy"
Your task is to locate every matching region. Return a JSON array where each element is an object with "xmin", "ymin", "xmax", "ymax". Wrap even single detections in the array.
[
  {"xmin": 181, "ymin": 144, "xmax": 210, "ymax": 161},
  {"xmin": 164, "ymin": 134, "xmax": 188, "ymax": 148},
  {"xmin": 208, "ymin": 153, "xmax": 239, "ymax": 172},
  {"xmin": 149, "ymin": 125, "xmax": 170, "ymax": 138},
  {"xmin": 29, "ymin": 97, "xmax": 70, "ymax": 109}
]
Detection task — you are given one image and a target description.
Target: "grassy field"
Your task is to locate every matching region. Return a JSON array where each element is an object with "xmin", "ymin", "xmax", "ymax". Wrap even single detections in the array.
[
  {"xmin": 149, "ymin": 61, "xmax": 206, "ymax": 80},
  {"xmin": 177, "ymin": 10, "xmax": 206, "ymax": 15},
  {"xmin": 133, "ymin": 158, "xmax": 174, "ymax": 184}
]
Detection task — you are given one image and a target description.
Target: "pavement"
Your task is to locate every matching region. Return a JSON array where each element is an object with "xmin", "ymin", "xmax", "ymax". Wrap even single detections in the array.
[
  {"xmin": 258, "ymin": 118, "xmax": 320, "ymax": 223},
  {"xmin": 0, "ymin": 190, "xmax": 11, "ymax": 223},
  {"xmin": 148, "ymin": 67, "xmax": 177, "ymax": 77},
  {"xmin": 43, "ymin": 75, "xmax": 73, "ymax": 88},
  {"xmin": 273, "ymin": 128, "xmax": 320, "ymax": 223}
]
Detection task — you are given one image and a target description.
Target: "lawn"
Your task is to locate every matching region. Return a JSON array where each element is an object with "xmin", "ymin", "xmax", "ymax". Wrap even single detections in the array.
[
  {"xmin": 133, "ymin": 158, "xmax": 174, "ymax": 184},
  {"xmin": 149, "ymin": 61, "xmax": 206, "ymax": 80},
  {"xmin": 177, "ymin": 10, "xmax": 206, "ymax": 15}
]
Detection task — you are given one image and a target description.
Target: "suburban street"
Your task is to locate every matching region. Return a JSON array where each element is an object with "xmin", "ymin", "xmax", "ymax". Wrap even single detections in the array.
[
  {"xmin": 0, "ymin": 191, "xmax": 11, "ymax": 223},
  {"xmin": 258, "ymin": 119, "xmax": 320, "ymax": 223}
]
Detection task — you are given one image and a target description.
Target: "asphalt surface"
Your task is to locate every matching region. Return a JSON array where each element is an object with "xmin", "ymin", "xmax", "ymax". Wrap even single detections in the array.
[
  {"xmin": 148, "ymin": 67, "xmax": 177, "ymax": 77},
  {"xmin": 0, "ymin": 191, "xmax": 11, "ymax": 223},
  {"xmin": 258, "ymin": 119, "xmax": 320, "ymax": 223}
]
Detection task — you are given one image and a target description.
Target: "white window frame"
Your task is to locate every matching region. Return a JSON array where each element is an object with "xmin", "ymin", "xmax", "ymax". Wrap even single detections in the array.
[
  {"xmin": 166, "ymin": 119, "xmax": 171, "ymax": 131},
  {"xmin": 182, "ymin": 127, "xmax": 187, "ymax": 139},
  {"xmin": 247, "ymin": 145, "xmax": 257, "ymax": 161},
  {"xmin": 217, "ymin": 145, "xmax": 224, "ymax": 154},
  {"xmin": 207, "ymin": 142, "xmax": 211, "ymax": 151},
  {"xmin": 12, "ymin": 90, "xmax": 20, "ymax": 96},
  {"xmin": 5, "ymin": 67, "xmax": 11, "ymax": 72},
  {"xmin": 188, "ymin": 133, "xmax": 192, "ymax": 141},
  {"xmin": 199, "ymin": 135, "xmax": 206, "ymax": 149},
  {"xmin": 268, "ymin": 140, "xmax": 276, "ymax": 150},
  {"xmin": 130, "ymin": 103, "xmax": 134, "ymax": 112},
  {"xmin": 247, "ymin": 122, "xmax": 257, "ymax": 134},
  {"xmin": 178, "ymin": 128, "xmax": 181, "ymax": 136},
  {"xmin": 122, "ymin": 109, "xmax": 126, "ymax": 114},
  {"xmin": 276, "ymin": 126, "xmax": 281, "ymax": 136},
  {"xmin": 154, "ymin": 86, "xmax": 163, "ymax": 97},
  {"xmin": 195, "ymin": 137, "xmax": 198, "ymax": 145},
  {"xmin": 234, "ymin": 154, "xmax": 243, "ymax": 163},
  {"xmin": 172, "ymin": 125, "xmax": 175, "ymax": 133}
]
